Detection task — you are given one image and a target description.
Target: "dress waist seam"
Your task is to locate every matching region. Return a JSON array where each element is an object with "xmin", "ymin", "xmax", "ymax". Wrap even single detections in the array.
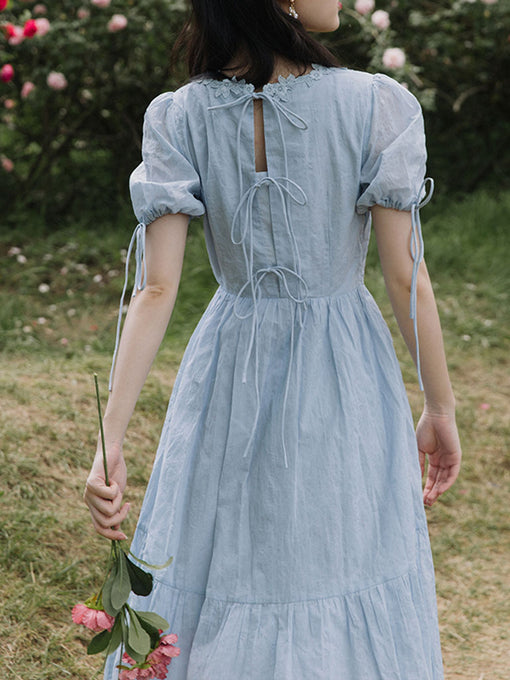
[{"xmin": 217, "ymin": 281, "xmax": 367, "ymax": 302}]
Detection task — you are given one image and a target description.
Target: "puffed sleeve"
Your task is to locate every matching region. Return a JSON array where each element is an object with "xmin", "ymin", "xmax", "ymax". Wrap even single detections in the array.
[
  {"xmin": 129, "ymin": 92, "xmax": 206, "ymax": 224},
  {"xmin": 356, "ymin": 74, "xmax": 427, "ymax": 214}
]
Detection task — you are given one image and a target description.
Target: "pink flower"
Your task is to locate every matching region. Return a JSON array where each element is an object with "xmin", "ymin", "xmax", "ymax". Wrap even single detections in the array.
[
  {"xmin": 33, "ymin": 4, "xmax": 47, "ymax": 15},
  {"xmin": 371, "ymin": 9, "xmax": 390, "ymax": 30},
  {"xmin": 47, "ymin": 71, "xmax": 67, "ymax": 90},
  {"xmin": 4, "ymin": 98, "xmax": 15, "ymax": 109},
  {"xmin": 72, "ymin": 603, "xmax": 115, "ymax": 632},
  {"xmin": 119, "ymin": 635, "xmax": 180, "ymax": 680},
  {"xmin": 34, "ymin": 17, "xmax": 50, "ymax": 36},
  {"xmin": 21, "ymin": 81, "xmax": 35, "ymax": 98},
  {"xmin": 107, "ymin": 13, "xmax": 128, "ymax": 32},
  {"xmin": 7, "ymin": 25, "xmax": 24, "ymax": 45},
  {"xmin": 479, "ymin": 402, "xmax": 490, "ymax": 410},
  {"xmin": 0, "ymin": 0, "xmax": 8, "ymax": 11},
  {"xmin": 91, "ymin": 0, "xmax": 111, "ymax": 7},
  {"xmin": 1, "ymin": 156, "xmax": 14, "ymax": 172},
  {"xmin": 23, "ymin": 19, "xmax": 38, "ymax": 37},
  {"xmin": 382, "ymin": 47, "xmax": 406, "ymax": 70},
  {"xmin": 77, "ymin": 7, "xmax": 90, "ymax": 19},
  {"xmin": 148, "ymin": 634, "xmax": 180, "ymax": 663},
  {"xmin": 1, "ymin": 64, "xmax": 14, "ymax": 83},
  {"xmin": 354, "ymin": 0, "xmax": 375, "ymax": 15}
]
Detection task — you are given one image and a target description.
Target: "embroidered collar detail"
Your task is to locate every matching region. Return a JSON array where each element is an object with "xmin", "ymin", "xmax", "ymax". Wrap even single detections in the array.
[{"xmin": 201, "ymin": 63, "xmax": 333, "ymax": 102}]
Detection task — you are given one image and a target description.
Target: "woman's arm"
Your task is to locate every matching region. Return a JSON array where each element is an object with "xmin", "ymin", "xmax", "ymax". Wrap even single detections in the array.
[
  {"xmin": 371, "ymin": 205, "xmax": 462, "ymax": 506},
  {"xmin": 84, "ymin": 213, "xmax": 190, "ymax": 540}
]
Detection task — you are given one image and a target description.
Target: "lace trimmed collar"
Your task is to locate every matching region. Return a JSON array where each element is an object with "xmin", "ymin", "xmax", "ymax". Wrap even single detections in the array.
[{"xmin": 199, "ymin": 63, "xmax": 334, "ymax": 102}]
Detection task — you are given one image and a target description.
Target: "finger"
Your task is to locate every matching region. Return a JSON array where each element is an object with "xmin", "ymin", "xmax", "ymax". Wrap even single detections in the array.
[
  {"xmin": 88, "ymin": 502, "xmax": 130, "ymax": 532},
  {"xmin": 423, "ymin": 463, "xmax": 441, "ymax": 505},
  {"xmin": 424, "ymin": 463, "xmax": 456, "ymax": 505},
  {"xmin": 84, "ymin": 488, "xmax": 123, "ymax": 517},
  {"xmin": 432, "ymin": 462, "xmax": 461, "ymax": 499},
  {"xmin": 418, "ymin": 449, "xmax": 426, "ymax": 478},
  {"xmin": 92, "ymin": 518, "xmax": 128, "ymax": 541},
  {"xmin": 85, "ymin": 478, "xmax": 121, "ymax": 501}
]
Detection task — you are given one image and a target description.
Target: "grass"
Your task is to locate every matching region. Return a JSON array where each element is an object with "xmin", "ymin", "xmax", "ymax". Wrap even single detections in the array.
[{"xmin": 0, "ymin": 189, "xmax": 509, "ymax": 679}]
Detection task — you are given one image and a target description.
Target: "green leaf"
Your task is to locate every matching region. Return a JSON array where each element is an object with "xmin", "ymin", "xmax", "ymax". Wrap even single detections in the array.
[
  {"xmin": 120, "ymin": 614, "xmax": 146, "ymax": 664},
  {"xmin": 87, "ymin": 629, "xmax": 112, "ymax": 655},
  {"xmin": 102, "ymin": 562, "xmax": 120, "ymax": 617},
  {"xmin": 128, "ymin": 550, "xmax": 173, "ymax": 570},
  {"xmin": 133, "ymin": 611, "xmax": 162, "ymax": 648},
  {"xmin": 110, "ymin": 552, "xmax": 131, "ymax": 611},
  {"xmin": 135, "ymin": 610, "xmax": 170, "ymax": 633},
  {"xmin": 124, "ymin": 641, "xmax": 147, "ymax": 665},
  {"xmin": 106, "ymin": 615, "xmax": 123, "ymax": 656},
  {"xmin": 127, "ymin": 608, "xmax": 152, "ymax": 657},
  {"xmin": 125, "ymin": 554, "xmax": 153, "ymax": 596}
]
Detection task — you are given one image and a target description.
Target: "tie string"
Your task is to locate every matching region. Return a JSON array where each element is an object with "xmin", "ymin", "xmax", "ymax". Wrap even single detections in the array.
[
  {"xmin": 209, "ymin": 89, "xmax": 310, "ymax": 466},
  {"xmin": 410, "ymin": 177, "xmax": 434, "ymax": 391}
]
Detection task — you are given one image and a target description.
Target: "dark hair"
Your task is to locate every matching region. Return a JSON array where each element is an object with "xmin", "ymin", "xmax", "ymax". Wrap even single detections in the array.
[{"xmin": 173, "ymin": 0, "xmax": 340, "ymax": 88}]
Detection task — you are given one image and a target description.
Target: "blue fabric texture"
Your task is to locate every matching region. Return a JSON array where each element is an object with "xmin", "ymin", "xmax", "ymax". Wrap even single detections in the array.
[{"xmin": 104, "ymin": 66, "xmax": 443, "ymax": 679}]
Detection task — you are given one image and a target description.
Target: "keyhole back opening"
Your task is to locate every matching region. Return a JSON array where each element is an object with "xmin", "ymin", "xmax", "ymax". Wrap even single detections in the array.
[{"xmin": 253, "ymin": 98, "xmax": 268, "ymax": 173}]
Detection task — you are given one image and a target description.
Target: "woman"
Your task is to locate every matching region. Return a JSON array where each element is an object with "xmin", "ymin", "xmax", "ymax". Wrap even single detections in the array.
[{"xmin": 85, "ymin": 0, "xmax": 462, "ymax": 678}]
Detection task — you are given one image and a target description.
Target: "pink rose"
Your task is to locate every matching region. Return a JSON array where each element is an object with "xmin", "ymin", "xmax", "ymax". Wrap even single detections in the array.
[
  {"xmin": 72, "ymin": 603, "xmax": 115, "ymax": 632},
  {"xmin": 4, "ymin": 98, "xmax": 15, "ymax": 108},
  {"xmin": 371, "ymin": 9, "xmax": 390, "ymax": 30},
  {"xmin": 21, "ymin": 81, "xmax": 35, "ymax": 98},
  {"xmin": 23, "ymin": 19, "xmax": 38, "ymax": 37},
  {"xmin": 354, "ymin": 0, "xmax": 374, "ymax": 15},
  {"xmin": 91, "ymin": 0, "xmax": 111, "ymax": 7},
  {"xmin": 1, "ymin": 63, "xmax": 14, "ymax": 82},
  {"xmin": 7, "ymin": 25, "xmax": 24, "ymax": 45},
  {"xmin": 1, "ymin": 156, "xmax": 14, "ymax": 172},
  {"xmin": 77, "ymin": 7, "xmax": 90, "ymax": 19},
  {"xmin": 34, "ymin": 17, "xmax": 50, "ymax": 36},
  {"xmin": 47, "ymin": 71, "xmax": 68, "ymax": 90},
  {"xmin": 107, "ymin": 13, "xmax": 128, "ymax": 32},
  {"xmin": 382, "ymin": 47, "xmax": 406, "ymax": 70},
  {"xmin": 33, "ymin": 4, "xmax": 47, "ymax": 14}
]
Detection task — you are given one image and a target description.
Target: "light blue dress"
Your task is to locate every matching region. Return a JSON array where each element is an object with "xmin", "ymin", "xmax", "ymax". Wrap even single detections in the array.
[{"xmin": 104, "ymin": 65, "xmax": 443, "ymax": 679}]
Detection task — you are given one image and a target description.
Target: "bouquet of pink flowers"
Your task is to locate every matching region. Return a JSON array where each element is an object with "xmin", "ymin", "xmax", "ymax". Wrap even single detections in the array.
[{"xmin": 72, "ymin": 375, "xmax": 179, "ymax": 679}]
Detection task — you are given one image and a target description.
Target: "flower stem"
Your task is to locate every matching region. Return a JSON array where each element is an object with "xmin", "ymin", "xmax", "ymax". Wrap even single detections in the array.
[{"xmin": 94, "ymin": 373, "xmax": 110, "ymax": 487}]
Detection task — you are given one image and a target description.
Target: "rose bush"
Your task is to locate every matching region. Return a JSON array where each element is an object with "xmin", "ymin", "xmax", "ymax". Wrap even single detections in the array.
[
  {"xmin": 329, "ymin": 0, "xmax": 509, "ymax": 192},
  {"xmin": 0, "ymin": 0, "xmax": 508, "ymax": 222},
  {"xmin": 0, "ymin": 0, "xmax": 188, "ymax": 220}
]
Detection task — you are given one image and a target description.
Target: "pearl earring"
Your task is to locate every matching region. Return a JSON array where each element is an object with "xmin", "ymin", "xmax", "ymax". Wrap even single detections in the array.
[{"xmin": 288, "ymin": 0, "xmax": 298, "ymax": 18}]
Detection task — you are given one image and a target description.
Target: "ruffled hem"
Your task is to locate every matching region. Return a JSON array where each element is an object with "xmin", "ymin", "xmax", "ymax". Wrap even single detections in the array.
[{"xmin": 104, "ymin": 530, "xmax": 443, "ymax": 680}]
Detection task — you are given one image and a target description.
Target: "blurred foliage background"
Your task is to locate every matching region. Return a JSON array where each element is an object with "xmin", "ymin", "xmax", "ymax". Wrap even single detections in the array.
[{"xmin": 0, "ymin": 0, "xmax": 509, "ymax": 226}]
